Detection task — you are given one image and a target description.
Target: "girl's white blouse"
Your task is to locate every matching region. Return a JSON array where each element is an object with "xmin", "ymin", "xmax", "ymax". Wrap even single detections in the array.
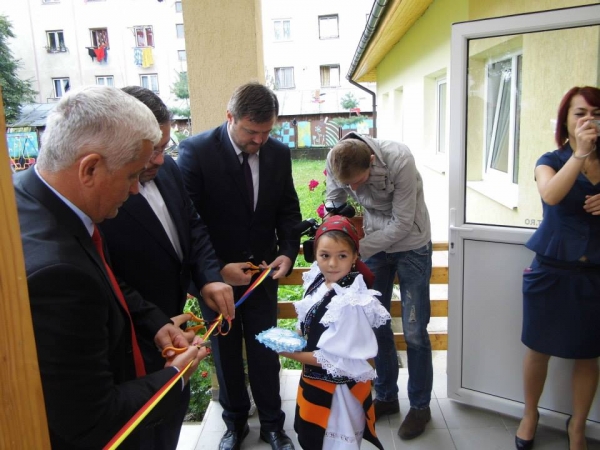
[{"xmin": 294, "ymin": 262, "xmax": 390, "ymax": 382}]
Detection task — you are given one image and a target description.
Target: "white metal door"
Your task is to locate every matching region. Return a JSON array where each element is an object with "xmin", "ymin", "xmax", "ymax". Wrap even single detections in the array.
[{"xmin": 447, "ymin": 4, "xmax": 600, "ymax": 437}]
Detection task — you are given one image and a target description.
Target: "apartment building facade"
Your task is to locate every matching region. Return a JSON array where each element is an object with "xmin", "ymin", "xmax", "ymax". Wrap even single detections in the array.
[
  {"xmin": 261, "ymin": 0, "xmax": 375, "ymax": 117},
  {"xmin": 1, "ymin": 0, "xmax": 187, "ymax": 109}
]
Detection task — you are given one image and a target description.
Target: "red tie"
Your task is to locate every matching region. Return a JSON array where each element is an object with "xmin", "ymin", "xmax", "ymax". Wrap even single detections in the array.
[{"xmin": 92, "ymin": 225, "xmax": 146, "ymax": 377}]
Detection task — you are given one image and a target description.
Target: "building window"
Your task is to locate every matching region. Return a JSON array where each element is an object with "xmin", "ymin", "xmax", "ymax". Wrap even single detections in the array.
[
  {"xmin": 175, "ymin": 1, "xmax": 182, "ymax": 12},
  {"xmin": 274, "ymin": 67, "xmax": 294, "ymax": 89},
  {"xmin": 320, "ymin": 65, "xmax": 340, "ymax": 87},
  {"xmin": 90, "ymin": 28, "xmax": 109, "ymax": 48},
  {"xmin": 319, "ymin": 15, "xmax": 339, "ymax": 39},
  {"xmin": 46, "ymin": 30, "xmax": 65, "ymax": 52},
  {"xmin": 52, "ymin": 78, "xmax": 70, "ymax": 98},
  {"xmin": 140, "ymin": 74, "xmax": 159, "ymax": 93},
  {"xmin": 178, "ymin": 50, "xmax": 187, "ymax": 61},
  {"xmin": 134, "ymin": 26, "xmax": 154, "ymax": 47},
  {"xmin": 96, "ymin": 76, "xmax": 114, "ymax": 86},
  {"xmin": 176, "ymin": 24, "xmax": 184, "ymax": 39},
  {"xmin": 484, "ymin": 53, "xmax": 522, "ymax": 184},
  {"xmin": 273, "ymin": 19, "xmax": 291, "ymax": 41},
  {"xmin": 436, "ymin": 77, "xmax": 447, "ymax": 154}
]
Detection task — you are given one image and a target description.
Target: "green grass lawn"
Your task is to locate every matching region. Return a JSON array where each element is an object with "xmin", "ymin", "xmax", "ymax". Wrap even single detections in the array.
[{"xmin": 292, "ymin": 158, "xmax": 328, "ymax": 222}]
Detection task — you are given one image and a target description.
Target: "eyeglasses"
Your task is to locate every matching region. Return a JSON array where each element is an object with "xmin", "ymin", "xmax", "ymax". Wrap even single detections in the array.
[{"xmin": 150, "ymin": 142, "xmax": 176, "ymax": 160}]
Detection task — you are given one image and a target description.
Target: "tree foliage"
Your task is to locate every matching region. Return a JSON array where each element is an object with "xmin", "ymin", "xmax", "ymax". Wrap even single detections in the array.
[
  {"xmin": 340, "ymin": 92, "xmax": 359, "ymax": 111},
  {"xmin": 170, "ymin": 71, "xmax": 190, "ymax": 119},
  {"xmin": 0, "ymin": 15, "xmax": 36, "ymax": 123}
]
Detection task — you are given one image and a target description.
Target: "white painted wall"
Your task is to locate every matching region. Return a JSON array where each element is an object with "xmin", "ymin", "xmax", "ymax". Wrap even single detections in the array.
[
  {"xmin": 261, "ymin": 0, "xmax": 375, "ymax": 113},
  {"xmin": 0, "ymin": 0, "xmax": 187, "ymax": 108}
]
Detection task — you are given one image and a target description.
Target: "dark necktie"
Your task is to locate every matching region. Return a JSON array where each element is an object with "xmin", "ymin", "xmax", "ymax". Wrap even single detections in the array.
[
  {"xmin": 241, "ymin": 152, "xmax": 254, "ymax": 207},
  {"xmin": 91, "ymin": 225, "xmax": 146, "ymax": 377}
]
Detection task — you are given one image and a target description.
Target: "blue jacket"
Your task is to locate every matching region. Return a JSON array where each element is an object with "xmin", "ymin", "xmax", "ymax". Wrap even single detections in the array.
[{"xmin": 526, "ymin": 145, "xmax": 600, "ymax": 263}]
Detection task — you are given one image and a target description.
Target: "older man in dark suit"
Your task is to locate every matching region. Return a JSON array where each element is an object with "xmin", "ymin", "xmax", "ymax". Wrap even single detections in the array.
[
  {"xmin": 13, "ymin": 86, "xmax": 205, "ymax": 450},
  {"xmin": 177, "ymin": 83, "xmax": 301, "ymax": 450},
  {"xmin": 100, "ymin": 86, "xmax": 246, "ymax": 450}
]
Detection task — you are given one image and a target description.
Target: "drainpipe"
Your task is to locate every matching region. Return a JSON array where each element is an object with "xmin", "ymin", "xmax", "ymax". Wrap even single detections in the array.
[{"xmin": 347, "ymin": 0, "xmax": 388, "ymax": 138}]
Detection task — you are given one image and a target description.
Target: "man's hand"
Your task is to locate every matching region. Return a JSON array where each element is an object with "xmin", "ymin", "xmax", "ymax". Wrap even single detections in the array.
[
  {"xmin": 267, "ymin": 255, "xmax": 293, "ymax": 280},
  {"xmin": 200, "ymin": 282, "xmax": 235, "ymax": 319},
  {"xmin": 221, "ymin": 262, "xmax": 253, "ymax": 286},
  {"xmin": 164, "ymin": 345, "xmax": 205, "ymax": 384},
  {"xmin": 155, "ymin": 319, "xmax": 192, "ymax": 357}
]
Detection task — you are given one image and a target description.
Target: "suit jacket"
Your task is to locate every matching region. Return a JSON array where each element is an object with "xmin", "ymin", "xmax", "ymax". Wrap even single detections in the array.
[
  {"xmin": 99, "ymin": 155, "xmax": 223, "ymax": 372},
  {"xmin": 14, "ymin": 167, "xmax": 185, "ymax": 450},
  {"xmin": 176, "ymin": 122, "xmax": 301, "ymax": 269}
]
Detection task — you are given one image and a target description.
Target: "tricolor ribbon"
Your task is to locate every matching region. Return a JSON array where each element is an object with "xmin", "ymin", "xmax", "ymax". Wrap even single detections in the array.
[{"xmin": 105, "ymin": 266, "xmax": 273, "ymax": 448}]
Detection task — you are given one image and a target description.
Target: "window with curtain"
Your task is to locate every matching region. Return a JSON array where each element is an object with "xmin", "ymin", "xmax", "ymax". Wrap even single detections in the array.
[
  {"xmin": 140, "ymin": 74, "xmax": 159, "ymax": 93},
  {"xmin": 46, "ymin": 30, "xmax": 65, "ymax": 52},
  {"xmin": 134, "ymin": 26, "xmax": 154, "ymax": 47},
  {"xmin": 320, "ymin": 65, "xmax": 340, "ymax": 87},
  {"xmin": 96, "ymin": 76, "xmax": 114, "ymax": 86},
  {"xmin": 273, "ymin": 19, "xmax": 291, "ymax": 41},
  {"xmin": 485, "ymin": 53, "xmax": 522, "ymax": 183},
  {"xmin": 274, "ymin": 67, "xmax": 294, "ymax": 89},
  {"xmin": 90, "ymin": 28, "xmax": 109, "ymax": 48}
]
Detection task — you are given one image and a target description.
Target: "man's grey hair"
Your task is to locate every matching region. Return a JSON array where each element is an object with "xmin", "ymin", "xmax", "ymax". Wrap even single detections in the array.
[{"xmin": 37, "ymin": 85, "xmax": 161, "ymax": 172}]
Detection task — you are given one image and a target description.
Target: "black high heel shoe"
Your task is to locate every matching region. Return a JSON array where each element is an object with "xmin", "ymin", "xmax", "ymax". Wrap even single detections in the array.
[{"xmin": 515, "ymin": 411, "xmax": 540, "ymax": 450}]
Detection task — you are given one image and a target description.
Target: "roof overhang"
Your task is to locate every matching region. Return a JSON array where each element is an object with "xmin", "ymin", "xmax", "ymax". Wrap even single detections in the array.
[{"xmin": 350, "ymin": 0, "xmax": 434, "ymax": 83}]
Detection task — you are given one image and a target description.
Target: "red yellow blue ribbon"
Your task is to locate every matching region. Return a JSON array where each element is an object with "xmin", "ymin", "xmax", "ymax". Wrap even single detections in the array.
[{"xmin": 105, "ymin": 266, "xmax": 273, "ymax": 448}]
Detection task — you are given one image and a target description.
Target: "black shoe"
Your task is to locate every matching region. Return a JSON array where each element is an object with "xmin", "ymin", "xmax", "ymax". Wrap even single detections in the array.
[
  {"xmin": 373, "ymin": 398, "xmax": 400, "ymax": 421},
  {"xmin": 515, "ymin": 411, "xmax": 539, "ymax": 450},
  {"xmin": 219, "ymin": 424, "xmax": 249, "ymax": 450},
  {"xmin": 259, "ymin": 429, "xmax": 295, "ymax": 450}
]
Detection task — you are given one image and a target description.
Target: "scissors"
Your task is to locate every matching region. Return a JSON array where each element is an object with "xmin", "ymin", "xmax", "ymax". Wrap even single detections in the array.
[
  {"xmin": 242, "ymin": 262, "xmax": 264, "ymax": 275},
  {"xmin": 161, "ymin": 311, "xmax": 229, "ymax": 357}
]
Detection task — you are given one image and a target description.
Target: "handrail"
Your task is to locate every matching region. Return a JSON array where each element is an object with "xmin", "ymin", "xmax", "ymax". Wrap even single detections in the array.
[{"xmin": 278, "ymin": 242, "xmax": 449, "ymax": 350}]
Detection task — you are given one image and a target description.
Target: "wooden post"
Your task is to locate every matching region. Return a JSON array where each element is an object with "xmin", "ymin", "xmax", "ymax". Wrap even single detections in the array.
[{"xmin": 0, "ymin": 90, "xmax": 51, "ymax": 448}]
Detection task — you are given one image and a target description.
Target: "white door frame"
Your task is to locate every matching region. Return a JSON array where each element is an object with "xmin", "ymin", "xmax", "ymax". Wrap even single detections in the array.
[{"xmin": 447, "ymin": 4, "xmax": 600, "ymax": 437}]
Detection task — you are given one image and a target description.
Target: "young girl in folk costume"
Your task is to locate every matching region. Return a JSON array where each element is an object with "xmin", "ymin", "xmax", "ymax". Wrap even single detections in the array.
[{"xmin": 281, "ymin": 215, "xmax": 390, "ymax": 449}]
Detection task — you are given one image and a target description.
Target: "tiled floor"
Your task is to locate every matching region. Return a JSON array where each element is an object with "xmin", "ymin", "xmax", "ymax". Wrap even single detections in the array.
[{"xmin": 177, "ymin": 351, "xmax": 600, "ymax": 450}]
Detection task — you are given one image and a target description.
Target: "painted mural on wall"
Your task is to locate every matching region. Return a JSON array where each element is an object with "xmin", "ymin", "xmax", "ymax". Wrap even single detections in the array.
[
  {"xmin": 276, "ymin": 121, "xmax": 296, "ymax": 148},
  {"xmin": 272, "ymin": 118, "xmax": 374, "ymax": 149},
  {"xmin": 7, "ymin": 131, "xmax": 39, "ymax": 171}
]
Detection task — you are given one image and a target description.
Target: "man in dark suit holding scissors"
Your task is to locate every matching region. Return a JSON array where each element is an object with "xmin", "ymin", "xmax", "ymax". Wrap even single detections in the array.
[
  {"xmin": 100, "ymin": 86, "xmax": 247, "ymax": 450},
  {"xmin": 177, "ymin": 82, "xmax": 301, "ymax": 450},
  {"xmin": 13, "ymin": 86, "xmax": 205, "ymax": 449}
]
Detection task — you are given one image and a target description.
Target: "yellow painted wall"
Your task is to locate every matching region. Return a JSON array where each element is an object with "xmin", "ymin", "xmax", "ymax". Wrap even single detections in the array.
[
  {"xmin": 377, "ymin": 0, "xmax": 468, "ymax": 155},
  {"xmin": 182, "ymin": 0, "xmax": 265, "ymax": 133},
  {"xmin": 468, "ymin": 0, "xmax": 598, "ymax": 20},
  {"xmin": 375, "ymin": 0, "xmax": 599, "ymax": 230}
]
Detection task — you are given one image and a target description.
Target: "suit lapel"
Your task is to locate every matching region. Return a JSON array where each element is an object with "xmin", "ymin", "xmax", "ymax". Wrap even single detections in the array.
[
  {"xmin": 120, "ymin": 192, "xmax": 181, "ymax": 262},
  {"xmin": 154, "ymin": 168, "xmax": 189, "ymax": 259}
]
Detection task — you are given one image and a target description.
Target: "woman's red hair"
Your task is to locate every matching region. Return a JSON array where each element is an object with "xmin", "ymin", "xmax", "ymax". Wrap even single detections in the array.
[{"xmin": 555, "ymin": 86, "xmax": 600, "ymax": 148}]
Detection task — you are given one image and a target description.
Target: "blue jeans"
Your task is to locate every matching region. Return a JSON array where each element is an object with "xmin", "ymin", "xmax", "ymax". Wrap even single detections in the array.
[{"xmin": 365, "ymin": 242, "xmax": 433, "ymax": 409}]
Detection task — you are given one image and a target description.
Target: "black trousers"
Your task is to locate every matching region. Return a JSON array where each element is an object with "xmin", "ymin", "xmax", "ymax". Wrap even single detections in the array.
[{"xmin": 201, "ymin": 277, "xmax": 285, "ymax": 432}]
